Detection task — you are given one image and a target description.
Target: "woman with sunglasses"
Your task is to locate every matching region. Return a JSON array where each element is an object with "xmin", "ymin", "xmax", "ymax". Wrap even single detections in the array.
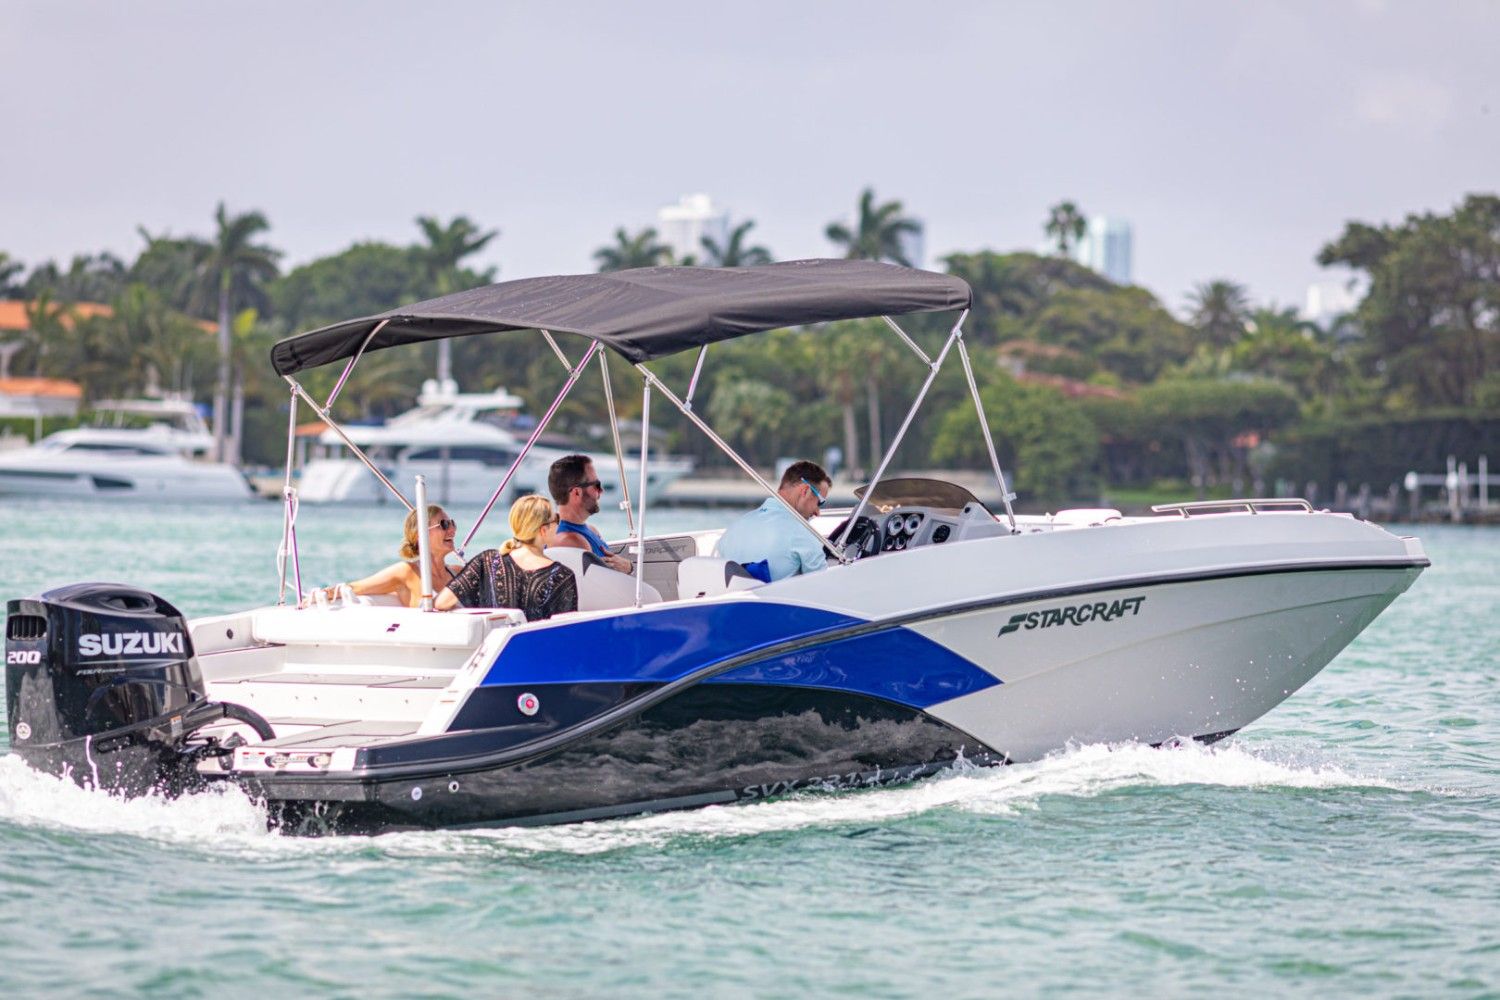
[
  {"xmin": 436, "ymin": 494, "xmax": 578, "ymax": 621},
  {"xmin": 308, "ymin": 504, "xmax": 460, "ymax": 608}
]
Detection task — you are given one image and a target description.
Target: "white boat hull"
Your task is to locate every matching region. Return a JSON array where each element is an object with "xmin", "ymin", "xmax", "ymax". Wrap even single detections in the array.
[{"xmin": 0, "ymin": 455, "xmax": 251, "ymax": 500}]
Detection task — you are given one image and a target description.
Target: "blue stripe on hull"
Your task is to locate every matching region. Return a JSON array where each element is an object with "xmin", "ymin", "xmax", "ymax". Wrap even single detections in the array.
[
  {"xmin": 482, "ymin": 601, "xmax": 998, "ymax": 710},
  {"xmin": 708, "ymin": 628, "xmax": 998, "ymax": 708}
]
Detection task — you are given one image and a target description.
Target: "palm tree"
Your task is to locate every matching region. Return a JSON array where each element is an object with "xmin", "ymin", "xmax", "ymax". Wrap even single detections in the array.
[
  {"xmin": 185, "ymin": 203, "xmax": 281, "ymax": 463},
  {"xmin": 594, "ymin": 227, "xmax": 672, "ymax": 271},
  {"xmin": 0, "ymin": 252, "xmax": 24, "ymax": 298},
  {"xmin": 700, "ymin": 219, "xmax": 773, "ymax": 267},
  {"xmin": 415, "ymin": 215, "xmax": 499, "ymax": 383},
  {"xmin": 1045, "ymin": 201, "xmax": 1087, "ymax": 256},
  {"xmin": 1186, "ymin": 279, "xmax": 1251, "ymax": 350},
  {"xmin": 825, "ymin": 188, "xmax": 922, "ymax": 265}
]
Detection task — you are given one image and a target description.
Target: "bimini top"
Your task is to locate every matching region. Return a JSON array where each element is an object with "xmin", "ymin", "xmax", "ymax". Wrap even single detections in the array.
[{"xmin": 270, "ymin": 259, "xmax": 972, "ymax": 376}]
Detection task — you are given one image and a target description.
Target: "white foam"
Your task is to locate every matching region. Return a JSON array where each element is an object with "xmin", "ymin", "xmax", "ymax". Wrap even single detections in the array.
[
  {"xmin": 0, "ymin": 755, "xmax": 271, "ymax": 846},
  {"xmin": 0, "ymin": 740, "xmax": 1428, "ymax": 857},
  {"xmin": 430, "ymin": 739, "xmax": 1423, "ymax": 856}
]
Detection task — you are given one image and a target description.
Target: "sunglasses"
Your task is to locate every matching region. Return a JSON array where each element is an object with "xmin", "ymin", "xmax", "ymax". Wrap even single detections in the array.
[
  {"xmin": 574, "ymin": 479, "xmax": 603, "ymax": 491},
  {"xmin": 429, "ymin": 518, "xmax": 456, "ymax": 531},
  {"xmin": 801, "ymin": 478, "xmax": 828, "ymax": 508}
]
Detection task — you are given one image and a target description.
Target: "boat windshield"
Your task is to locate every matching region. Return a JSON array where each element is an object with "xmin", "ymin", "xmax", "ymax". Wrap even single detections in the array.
[{"xmin": 853, "ymin": 477, "xmax": 991, "ymax": 515}]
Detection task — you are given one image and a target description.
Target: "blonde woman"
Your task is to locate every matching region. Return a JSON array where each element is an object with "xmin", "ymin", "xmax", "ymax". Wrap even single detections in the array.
[
  {"xmin": 436, "ymin": 494, "xmax": 577, "ymax": 620},
  {"xmin": 311, "ymin": 504, "xmax": 459, "ymax": 608}
]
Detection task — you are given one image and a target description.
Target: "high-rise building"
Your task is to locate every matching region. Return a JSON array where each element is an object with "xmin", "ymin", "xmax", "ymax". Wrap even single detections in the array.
[
  {"xmin": 657, "ymin": 194, "xmax": 729, "ymax": 265},
  {"xmin": 897, "ymin": 224, "xmax": 926, "ymax": 270},
  {"xmin": 1071, "ymin": 216, "xmax": 1133, "ymax": 285},
  {"xmin": 1303, "ymin": 279, "xmax": 1363, "ymax": 331}
]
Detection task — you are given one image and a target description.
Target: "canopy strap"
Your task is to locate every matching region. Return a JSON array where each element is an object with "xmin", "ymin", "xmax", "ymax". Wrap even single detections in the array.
[
  {"xmin": 287, "ymin": 376, "xmax": 413, "ymax": 511},
  {"xmin": 461, "ymin": 341, "xmax": 602, "ymax": 554},
  {"xmin": 636, "ymin": 364, "xmax": 842, "ymax": 562}
]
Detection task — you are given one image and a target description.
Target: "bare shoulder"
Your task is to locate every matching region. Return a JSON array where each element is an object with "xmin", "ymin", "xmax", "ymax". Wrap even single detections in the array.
[{"xmin": 550, "ymin": 531, "xmax": 589, "ymax": 550}]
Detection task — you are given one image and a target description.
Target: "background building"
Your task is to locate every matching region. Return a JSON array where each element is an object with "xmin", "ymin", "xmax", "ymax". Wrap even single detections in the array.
[
  {"xmin": 1071, "ymin": 216, "xmax": 1134, "ymax": 285},
  {"xmin": 657, "ymin": 193, "xmax": 729, "ymax": 264}
]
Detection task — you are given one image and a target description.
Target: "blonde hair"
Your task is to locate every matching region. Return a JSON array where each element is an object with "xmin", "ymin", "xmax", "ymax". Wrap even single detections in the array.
[
  {"xmin": 400, "ymin": 504, "xmax": 448, "ymax": 560},
  {"xmin": 499, "ymin": 494, "xmax": 556, "ymax": 555}
]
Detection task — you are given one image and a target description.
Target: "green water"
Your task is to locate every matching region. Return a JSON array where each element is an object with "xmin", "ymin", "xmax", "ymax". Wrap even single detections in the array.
[{"xmin": 0, "ymin": 501, "xmax": 1494, "ymax": 997}]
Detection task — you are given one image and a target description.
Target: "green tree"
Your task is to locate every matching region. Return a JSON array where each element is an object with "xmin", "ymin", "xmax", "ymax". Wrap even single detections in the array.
[
  {"xmin": 415, "ymin": 215, "xmax": 499, "ymax": 384},
  {"xmin": 931, "ymin": 372, "xmax": 1099, "ymax": 502},
  {"xmin": 0, "ymin": 252, "xmax": 25, "ymax": 298},
  {"xmin": 705, "ymin": 378, "xmax": 792, "ymax": 463},
  {"xmin": 1186, "ymin": 279, "xmax": 1251, "ymax": 350},
  {"xmin": 1028, "ymin": 286, "xmax": 1194, "ymax": 383},
  {"xmin": 701, "ymin": 219, "xmax": 773, "ymax": 267},
  {"xmin": 23, "ymin": 252, "xmax": 128, "ymax": 303},
  {"xmin": 1318, "ymin": 193, "xmax": 1500, "ymax": 408},
  {"xmin": 1139, "ymin": 377, "xmax": 1300, "ymax": 495},
  {"xmin": 943, "ymin": 250, "xmax": 1112, "ymax": 343},
  {"xmin": 271, "ymin": 242, "xmax": 427, "ymax": 334},
  {"xmin": 825, "ymin": 188, "xmax": 922, "ymax": 266},
  {"xmin": 1045, "ymin": 201, "xmax": 1087, "ymax": 256},
  {"xmin": 183, "ymin": 203, "xmax": 282, "ymax": 462},
  {"xmin": 595, "ymin": 227, "xmax": 671, "ymax": 271}
]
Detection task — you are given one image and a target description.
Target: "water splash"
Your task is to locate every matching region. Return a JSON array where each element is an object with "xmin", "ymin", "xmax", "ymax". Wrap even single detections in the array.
[{"xmin": 0, "ymin": 739, "xmax": 1437, "ymax": 858}]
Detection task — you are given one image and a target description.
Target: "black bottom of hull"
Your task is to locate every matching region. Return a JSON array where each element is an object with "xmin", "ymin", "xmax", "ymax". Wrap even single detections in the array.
[{"xmin": 252, "ymin": 684, "xmax": 1006, "ymax": 835}]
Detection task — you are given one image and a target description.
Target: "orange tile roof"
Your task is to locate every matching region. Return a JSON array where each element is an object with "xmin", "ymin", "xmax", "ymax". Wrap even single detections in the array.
[
  {"xmin": 0, "ymin": 300, "xmax": 215, "ymax": 334},
  {"xmin": 0, "ymin": 300, "xmax": 115, "ymax": 332},
  {"xmin": 0, "ymin": 376, "xmax": 83, "ymax": 398},
  {"xmin": 295, "ymin": 420, "xmax": 330, "ymax": 437}
]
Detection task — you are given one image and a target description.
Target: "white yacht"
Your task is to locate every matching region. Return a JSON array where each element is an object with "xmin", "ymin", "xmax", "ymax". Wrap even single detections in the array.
[
  {"xmin": 0, "ymin": 395, "xmax": 251, "ymax": 500},
  {"xmin": 296, "ymin": 379, "xmax": 694, "ymax": 504}
]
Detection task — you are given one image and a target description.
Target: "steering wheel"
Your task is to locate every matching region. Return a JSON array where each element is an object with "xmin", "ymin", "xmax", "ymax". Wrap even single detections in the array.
[{"xmin": 836, "ymin": 516, "xmax": 883, "ymax": 561}]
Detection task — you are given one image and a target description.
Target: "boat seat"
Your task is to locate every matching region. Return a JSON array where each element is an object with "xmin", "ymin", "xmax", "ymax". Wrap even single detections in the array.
[
  {"xmin": 545, "ymin": 547, "xmax": 663, "ymax": 611},
  {"xmin": 677, "ymin": 556, "xmax": 765, "ymax": 599}
]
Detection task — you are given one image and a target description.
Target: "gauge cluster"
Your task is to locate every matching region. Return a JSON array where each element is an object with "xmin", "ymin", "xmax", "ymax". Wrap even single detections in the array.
[{"xmin": 873, "ymin": 507, "xmax": 958, "ymax": 552}]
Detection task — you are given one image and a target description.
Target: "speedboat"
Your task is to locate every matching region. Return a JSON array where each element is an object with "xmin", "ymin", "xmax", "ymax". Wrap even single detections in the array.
[
  {"xmin": 296, "ymin": 378, "xmax": 694, "ymax": 505},
  {"xmin": 4, "ymin": 261, "xmax": 1427, "ymax": 833},
  {"xmin": 0, "ymin": 395, "xmax": 251, "ymax": 500}
]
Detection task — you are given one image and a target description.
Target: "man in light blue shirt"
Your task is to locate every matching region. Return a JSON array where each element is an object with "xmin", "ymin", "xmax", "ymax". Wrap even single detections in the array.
[{"xmin": 714, "ymin": 460, "xmax": 832, "ymax": 582}]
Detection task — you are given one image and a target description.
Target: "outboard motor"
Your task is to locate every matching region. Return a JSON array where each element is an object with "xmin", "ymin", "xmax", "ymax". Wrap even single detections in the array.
[{"xmin": 5, "ymin": 583, "xmax": 271, "ymax": 795}]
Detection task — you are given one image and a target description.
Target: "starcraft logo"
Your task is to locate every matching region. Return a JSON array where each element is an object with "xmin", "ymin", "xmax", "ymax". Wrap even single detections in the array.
[{"xmin": 998, "ymin": 596, "xmax": 1146, "ymax": 636}]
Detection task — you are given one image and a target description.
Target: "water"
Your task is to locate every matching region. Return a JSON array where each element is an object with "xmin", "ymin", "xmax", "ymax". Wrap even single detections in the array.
[{"xmin": 0, "ymin": 501, "xmax": 1495, "ymax": 997}]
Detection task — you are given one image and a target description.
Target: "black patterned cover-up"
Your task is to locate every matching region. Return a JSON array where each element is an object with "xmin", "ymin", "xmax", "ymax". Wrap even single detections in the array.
[{"xmin": 447, "ymin": 551, "xmax": 578, "ymax": 621}]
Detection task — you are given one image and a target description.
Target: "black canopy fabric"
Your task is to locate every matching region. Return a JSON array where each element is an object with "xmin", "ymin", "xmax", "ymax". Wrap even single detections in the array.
[{"xmin": 270, "ymin": 259, "xmax": 972, "ymax": 375}]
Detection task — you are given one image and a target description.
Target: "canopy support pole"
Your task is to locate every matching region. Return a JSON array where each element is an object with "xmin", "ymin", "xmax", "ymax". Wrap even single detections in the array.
[
  {"xmin": 540, "ymin": 330, "xmax": 572, "ymax": 370},
  {"xmin": 956, "ymin": 334, "xmax": 1017, "ymax": 530},
  {"xmin": 415, "ymin": 475, "xmax": 435, "ymax": 610},
  {"xmin": 837, "ymin": 311, "xmax": 968, "ymax": 555},
  {"xmin": 636, "ymin": 364, "xmax": 841, "ymax": 561},
  {"xmin": 684, "ymin": 345, "xmax": 708, "ymax": 410},
  {"xmin": 286, "ymin": 376, "xmax": 413, "ymax": 511},
  {"xmin": 277, "ymin": 384, "xmax": 302, "ymax": 605},
  {"xmin": 633, "ymin": 380, "xmax": 651, "ymax": 607},
  {"xmin": 881, "ymin": 316, "xmax": 932, "ymax": 365},
  {"xmin": 599, "ymin": 350, "xmax": 635, "ymax": 534},
  {"xmin": 461, "ymin": 341, "xmax": 602, "ymax": 555},
  {"xmin": 324, "ymin": 319, "xmax": 388, "ymax": 410}
]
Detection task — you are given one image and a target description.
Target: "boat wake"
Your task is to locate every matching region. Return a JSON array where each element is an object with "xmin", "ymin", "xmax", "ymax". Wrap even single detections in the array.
[{"xmin": 0, "ymin": 740, "xmax": 1428, "ymax": 856}]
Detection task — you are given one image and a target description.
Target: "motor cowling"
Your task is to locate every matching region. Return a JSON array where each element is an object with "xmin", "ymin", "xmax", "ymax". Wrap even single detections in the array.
[{"xmin": 6, "ymin": 583, "xmax": 212, "ymax": 793}]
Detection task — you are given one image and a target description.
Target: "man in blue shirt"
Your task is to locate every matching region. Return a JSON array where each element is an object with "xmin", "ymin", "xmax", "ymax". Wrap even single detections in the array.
[
  {"xmin": 548, "ymin": 454, "xmax": 634, "ymax": 574},
  {"xmin": 714, "ymin": 460, "xmax": 833, "ymax": 582}
]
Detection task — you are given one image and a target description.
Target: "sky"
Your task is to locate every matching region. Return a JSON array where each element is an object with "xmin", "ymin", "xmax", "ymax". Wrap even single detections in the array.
[{"xmin": 2, "ymin": 1, "xmax": 1496, "ymax": 316}]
